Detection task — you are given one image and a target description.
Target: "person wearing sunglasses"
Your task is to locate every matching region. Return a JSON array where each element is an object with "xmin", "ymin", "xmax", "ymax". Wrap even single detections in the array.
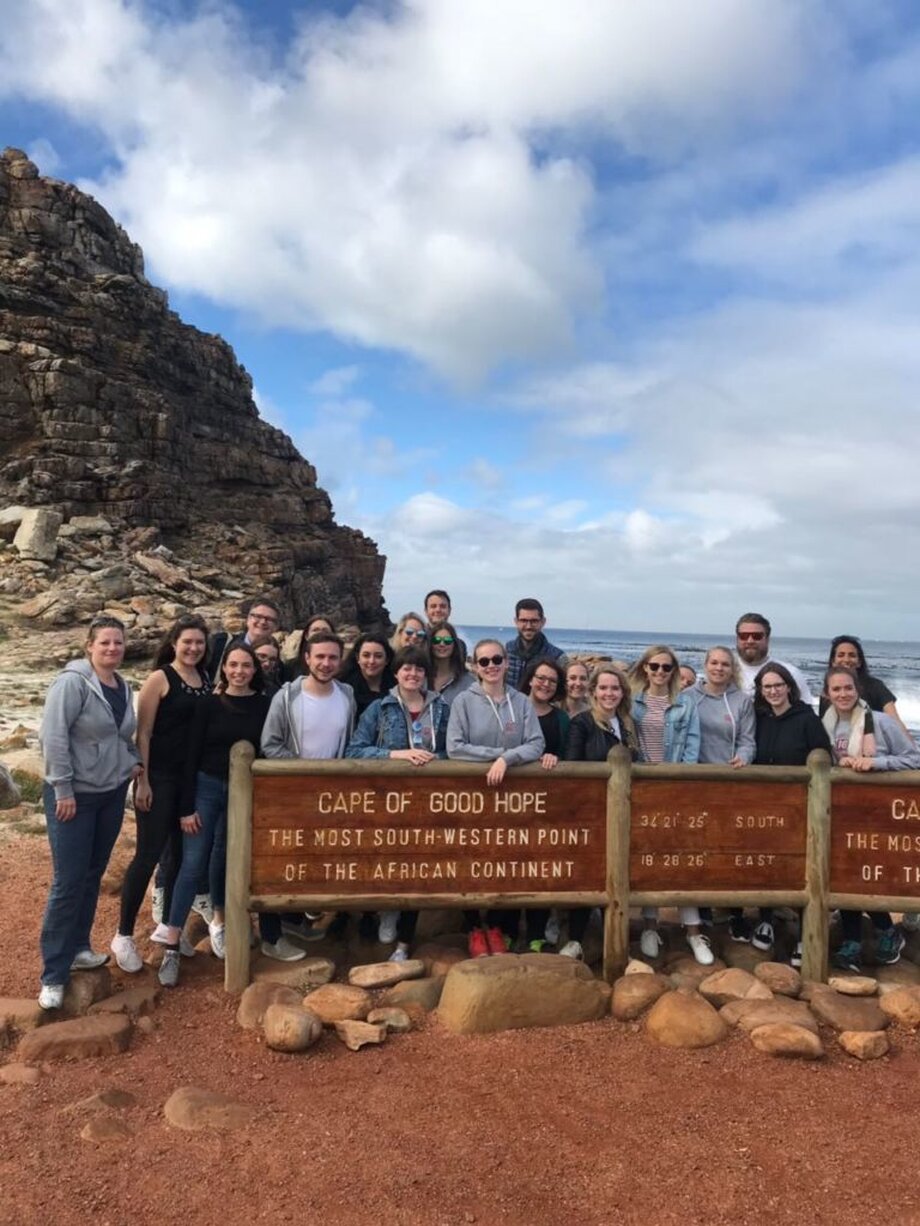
[
  {"xmin": 390, "ymin": 612, "xmax": 428, "ymax": 653},
  {"xmin": 447, "ymin": 640, "xmax": 545, "ymax": 957},
  {"xmin": 628, "ymin": 645, "xmax": 711, "ymax": 965},
  {"xmin": 428, "ymin": 620, "xmax": 473, "ymax": 705},
  {"xmin": 734, "ymin": 613, "xmax": 813, "ymax": 705}
]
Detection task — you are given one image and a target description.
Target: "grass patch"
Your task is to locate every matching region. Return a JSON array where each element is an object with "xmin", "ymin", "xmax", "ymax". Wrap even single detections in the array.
[{"xmin": 11, "ymin": 770, "xmax": 43, "ymax": 804}]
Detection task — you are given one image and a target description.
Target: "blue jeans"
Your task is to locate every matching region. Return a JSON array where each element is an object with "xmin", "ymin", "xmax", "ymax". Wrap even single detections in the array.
[
  {"xmin": 40, "ymin": 783, "xmax": 128, "ymax": 986},
  {"xmin": 167, "ymin": 772, "xmax": 228, "ymax": 930}
]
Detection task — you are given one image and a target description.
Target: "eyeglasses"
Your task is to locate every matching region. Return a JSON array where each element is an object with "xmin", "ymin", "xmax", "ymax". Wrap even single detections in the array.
[
  {"xmin": 517, "ymin": 617, "xmax": 543, "ymax": 626},
  {"xmin": 646, "ymin": 661, "xmax": 674, "ymax": 673},
  {"xmin": 431, "ymin": 635, "xmax": 454, "ymax": 646},
  {"xmin": 761, "ymin": 682, "xmax": 788, "ymax": 691},
  {"xmin": 737, "ymin": 631, "xmax": 766, "ymax": 642},
  {"xmin": 250, "ymin": 613, "xmax": 278, "ymax": 626},
  {"xmin": 476, "ymin": 655, "xmax": 505, "ymax": 668},
  {"xmin": 403, "ymin": 628, "xmax": 427, "ymax": 640},
  {"xmin": 533, "ymin": 674, "xmax": 558, "ymax": 687}
]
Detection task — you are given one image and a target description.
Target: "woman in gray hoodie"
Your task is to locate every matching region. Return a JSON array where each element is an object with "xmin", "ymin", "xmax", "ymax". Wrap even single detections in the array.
[{"xmin": 37, "ymin": 616, "xmax": 142, "ymax": 1010}]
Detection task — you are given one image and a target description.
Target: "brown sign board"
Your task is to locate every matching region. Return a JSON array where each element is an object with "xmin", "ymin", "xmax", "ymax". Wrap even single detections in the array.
[
  {"xmin": 629, "ymin": 779, "xmax": 807, "ymax": 891},
  {"xmin": 250, "ymin": 772, "xmax": 607, "ymax": 896},
  {"xmin": 831, "ymin": 782, "xmax": 920, "ymax": 898}
]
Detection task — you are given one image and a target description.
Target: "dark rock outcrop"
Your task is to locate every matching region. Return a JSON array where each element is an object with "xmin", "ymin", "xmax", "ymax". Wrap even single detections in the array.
[{"xmin": 0, "ymin": 147, "xmax": 386, "ymax": 635}]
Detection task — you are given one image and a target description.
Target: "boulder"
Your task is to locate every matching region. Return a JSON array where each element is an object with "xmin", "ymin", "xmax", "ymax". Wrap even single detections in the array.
[
  {"xmin": 0, "ymin": 1063, "xmax": 41, "ymax": 1085},
  {"xmin": 88, "ymin": 984, "xmax": 159, "ymax": 1019},
  {"xmin": 838, "ymin": 1030, "xmax": 890, "ymax": 1060},
  {"xmin": 0, "ymin": 997, "xmax": 47, "ymax": 1035},
  {"xmin": 645, "ymin": 989, "xmax": 728, "ymax": 1049},
  {"xmin": 720, "ymin": 944, "xmax": 774, "ymax": 974},
  {"xmin": 164, "ymin": 1086, "xmax": 256, "ymax": 1132},
  {"xmin": 876, "ymin": 961, "xmax": 920, "ymax": 992},
  {"xmin": 334, "ymin": 1020, "xmax": 387, "ymax": 1051},
  {"xmin": 61, "ymin": 967, "xmax": 113, "ymax": 1017},
  {"xmin": 303, "ymin": 984, "xmax": 372, "ymax": 1025},
  {"xmin": 380, "ymin": 976, "xmax": 445, "ymax": 1012},
  {"xmin": 723, "ymin": 998, "xmax": 818, "ymax": 1035},
  {"xmin": 612, "ymin": 974, "xmax": 670, "ymax": 1022},
  {"xmin": 0, "ymin": 763, "xmax": 21, "ymax": 809},
  {"xmin": 19, "ymin": 1014, "xmax": 132, "ymax": 1061},
  {"xmin": 13, "ymin": 508, "xmax": 62, "ymax": 561},
  {"xmin": 666, "ymin": 955, "xmax": 727, "ymax": 991},
  {"xmin": 878, "ymin": 985, "xmax": 920, "ymax": 1029},
  {"xmin": 438, "ymin": 954, "xmax": 609, "ymax": 1036},
  {"xmin": 236, "ymin": 981, "xmax": 303, "ymax": 1031},
  {"xmin": 0, "ymin": 506, "xmax": 28, "ymax": 539},
  {"xmin": 624, "ymin": 959, "xmax": 656, "ymax": 976},
  {"xmin": 69, "ymin": 1088, "xmax": 137, "ymax": 1112},
  {"xmin": 80, "ymin": 1116, "xmax": 131, "ymax": 1143},
  {"xmin": 251, "ymin": 956, "xmax": 335, "ymax": 994},
  {"xmin": 753, "ymin": 962, "xmax": 801, "ymax": 998},
  {"xmin": 809, "ymin": 988, "xmax": 888, "ymax": 1033},
  {"xmin": 263, "ymin": 1004, "xmax": 323, "ymax": 1052},
  {"xmin": 828, "ymin": 975, "xmax": 877, "ymax": 997},
  {"xmin": 414, "ymin": 943, "xmax": 469, "ymax": 977},
  {"xmin": 749, "ymin": 1023, "xmax": 823, "ymax": 1059},
  {"xmin": 65, "ymin": 516, "xmax": 114, "ymax": 535},
  {"xmin": 699, "ymin": 968, "xmax": 773, "ymax": 1008},
  {"xmin": 347, "ymin": 960, "xmax": 425, "ymax": 989},
  {"xmin": 367, "ymin": 1007, "xmax": 413, "ymax": 1034}
]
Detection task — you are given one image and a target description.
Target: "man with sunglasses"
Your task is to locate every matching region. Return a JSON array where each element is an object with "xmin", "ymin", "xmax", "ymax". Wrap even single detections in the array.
[
  {"xmin": 505, "ymin": 598, "xmax": 568, "ymax": 689},
  {"xmin": 734, "ymin": 613, "xmax": 813, "ymax": 704}
]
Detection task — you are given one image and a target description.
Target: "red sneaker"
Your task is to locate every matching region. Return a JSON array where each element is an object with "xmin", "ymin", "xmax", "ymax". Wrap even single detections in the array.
[
  {"xmin": 485, "ymin": 926, "xmax": 511, "ymax": 955},
  {"xmin": 468, "ymin": 928, "xmax": 490, "ymax": 958}
]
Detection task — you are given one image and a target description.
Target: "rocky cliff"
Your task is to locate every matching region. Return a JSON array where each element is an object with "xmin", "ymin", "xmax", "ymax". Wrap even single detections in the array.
[{"xmin": 0, "ymin": 147, "xmax": 387, "ymax": 656}]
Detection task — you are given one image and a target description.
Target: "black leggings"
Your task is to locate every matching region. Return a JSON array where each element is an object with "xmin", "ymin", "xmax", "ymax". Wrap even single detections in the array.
[{"xmin": 119, "ymin": 771, "xmax": 182, "ymax": 935}]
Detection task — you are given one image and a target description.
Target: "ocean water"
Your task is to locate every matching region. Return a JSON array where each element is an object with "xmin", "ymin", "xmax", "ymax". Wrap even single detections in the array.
[{"xmin": 458, "ymin": 626, "xmax": 920, "ymax": 736}]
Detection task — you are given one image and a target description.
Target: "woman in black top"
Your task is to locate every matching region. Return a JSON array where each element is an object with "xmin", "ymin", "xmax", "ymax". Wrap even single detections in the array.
[
  {"xmin": 519, "ymin": 658, "xmax": 570, "ymax": 765},
  {"xmin": 818, "ymin": 635, "xmax": 910, "ymax": 736},
  {"xmin": 111, "ymin": 615, "xmax": 211, "ymax": 975},
  {"xmin": 153, "ymin": 644, "xmax": 271, "ymax": 987},
  {"xmin": 339, "ymin": 632, "xmax": 395, "ymax": 716},
  {"xmin": 752, "ymin": 662, "xmax": 831, "ymax": 966}
]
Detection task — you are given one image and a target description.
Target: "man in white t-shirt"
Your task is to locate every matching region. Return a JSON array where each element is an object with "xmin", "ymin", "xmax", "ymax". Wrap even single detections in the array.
[
  {"xmin": 734, "ymin": 612, "xmax": 814, "ymax": 705},
  {"xmin": 262, "ymin": 634, "xmax": 356, "ymax": 759}
]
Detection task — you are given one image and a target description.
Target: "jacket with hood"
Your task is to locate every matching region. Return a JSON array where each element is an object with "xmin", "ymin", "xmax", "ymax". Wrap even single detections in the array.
[
  {"xmin": 345, "ymin": 686, "xmax": 449, "ymax": 758},
  {"xmin": 754, "ymin": 700, "xmax": 831, "ymax": 766},
  {"xmin": 690, "ymin": 681, "xmax": 756, "ymax": 765},
  {"xmin": 40, "ymin": 659, "xmax": 140, "ymax": 800},
  {"xmin": 261, "ymin": 679, "xmax": 356, "ymax": 759},
  {"xmin": 446, "ymin": 683, "xmax": 544, "ymax": 765},
  {"xmin": 865, "ymin": 712, "xmax": 920, "ymax": 772},
  {"xmin": 632, "ymin": 689, "xmax": 700, "ymax": 764}
]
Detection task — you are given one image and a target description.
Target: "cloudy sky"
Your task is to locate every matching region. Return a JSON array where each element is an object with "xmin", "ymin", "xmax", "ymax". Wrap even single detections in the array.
[{"xmin": 2, "ymin": 1, "xmax": 919, "ymax": 638}]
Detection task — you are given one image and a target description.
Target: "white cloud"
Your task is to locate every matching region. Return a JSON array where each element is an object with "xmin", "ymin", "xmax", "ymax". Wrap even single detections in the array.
[{"xmin": 308, "ymin": 365, "xmax": 361, "ymax": 396}]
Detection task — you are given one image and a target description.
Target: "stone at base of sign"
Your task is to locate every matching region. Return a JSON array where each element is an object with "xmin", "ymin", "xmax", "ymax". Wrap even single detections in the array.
[
  {"xmin": 61, "ymin": 968, "xmax": 113, "ymax": 1017},
  {"xmin": 0, "ymin": 997, "xmax": 48, "ymax": 1035},
  {"xmin": 878, "ymin": 986, "xmax": 920, "ymax": 1029},
  {"xmin": 251, "ymin": 956, "xmax": 335, "ymax": 994},
  {"xmin": 753, "ymin": 962, "xmax": 802, "ymax": 998},
  {"xmin": 624, "ymin": 959, "xmax": 655, "ymax": 976},
  {"xmin": 335, "ymin": 1019, "xmax": 387, "ymax": 1051},
  {"xmin": 19, "ymin": 1014, "xmax": 132, "ymax": 1061},
  {"xmin": 367, "ymin": 1007, "xmax": 412, "ymax": 1033},
  {"xmin": 808, "ymin": 987, "xmax": 888, "ymax": 1034},
  {"xmin": 380, "ymin": 976, "xmax": 445, "ymax": 1012},
  {"xmin": 612, "ymin": 974, "xmax": 670, "ymax": 1021},
  {"xmin": 0, "ymin": 1062, "xmax": 41, "ymax": 1085},
  {"xmin": 88, "ymin": 984, "xmax": 160, "ymax": 1018},
  {"xmin": 164, "ymin": 1086, "xmax": 256, "ymax": 1132},
  {"xmin": 828, "ymin": 975, "xmax": 877, "ymax": 997},
  {"xmin": 236, "ymin": 981, "xmax": 304, "ymax": 1031},
  {"xmin": 699, "ymin": 968, "xmax": 774, "ymax": 1009},
  {"xmin": 81, "ymin": 1116, "xmax": 131, "ymax": 1143},
  {"xmin": 438, "ymin": 954, "xmax": 610, "ymax": 1036},
  {"xmin": 749, "ymin": 1023, "xmax": 823, "ymax": 1060},
  {"xmin": 414, "ymin": 941, "xmax": 469, "ymax": 978},
  {"xmin": 263, "ymin": 1003, "xmax": 323, "ymax": 1052},
  {"xmin": 664, "ymin": 955, "xmax": 727, "ymax": 992},
  {"xmin": 304, "ymin": 983, "xmax": 372, "ymax": 1024},
  {"xmin": 347, "ymin": 959, "xmax": 425, "ymax": 990},
  {"xmin": 838, "ymin": 1030, "xmax": 890, "ymax": 1060},
  {"xmin": 875, "ymin": 961, "xmax": 920, "ymax": 992},
  {"xmin": 645, "ymin": 989, "xmax": 727, "ymax": 1049},
  {"xmin": 725, "ymin": 998, "xmax": 818, "ymax": 1035}
]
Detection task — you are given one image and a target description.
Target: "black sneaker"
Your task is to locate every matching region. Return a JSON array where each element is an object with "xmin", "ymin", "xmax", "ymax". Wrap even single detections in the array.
[
  {"xmin": 729, "ymin": 915, "xmax": 752, "ymax": 943},
  {"xmin": 832, "ymin": 940, "xmax": 862, "ymax": 973},
  {"xmin": 876, "ymin": 928, "xmax": 906, "ymax": 965}
]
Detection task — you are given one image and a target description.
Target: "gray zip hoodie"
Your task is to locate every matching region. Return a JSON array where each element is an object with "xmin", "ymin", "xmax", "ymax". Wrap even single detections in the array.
[
  {"xmin": 690, "ymin": 680, "xmax": 756, "ymax": 765},
  {"xmin": 40, "ymin": 659, "xmax": 140, "ymax": 800},
  {"xmin": 446, "ymin": 683, "xmax": 544, "ymax": 765},
  {"xmin": 261, "ymin": 678, "xmax": 356, "ymax": 759}
]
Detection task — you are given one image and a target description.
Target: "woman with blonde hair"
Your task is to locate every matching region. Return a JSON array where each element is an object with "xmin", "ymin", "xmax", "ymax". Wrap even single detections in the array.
[
  {"xmin": 562, "ymin": 660, "xmax": 591, "ymax": 717},
  {"xmin": 629, "ymin": 645, "xmax": 710, "ymax": 964},
  {"xmin": 390, "ymin": 612, "xmax": 428, "ymax": 653}
]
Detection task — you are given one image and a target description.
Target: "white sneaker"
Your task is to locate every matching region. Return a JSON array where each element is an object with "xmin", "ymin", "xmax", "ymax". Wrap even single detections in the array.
[
  {"xmin": 110, "ymin": 933, "xmax": 143, "ymax": 973},
  {"xmin": 70, "ymin": 949, "xmax": 110, "ymax": 971},
  {"xmin": 752, "ymin": 921, "xmax": 774, "ymax": 952},
  {"xmin": 149, "ymin": 923, "xmax": 172, "ymax": 946},
  {"xmin": 640, "ymin": 928, "xmax": 663, "ymax": 959},
  {"xmin": 179, "ymin": 934, "xmax": 196, "ymax": 958},
  {"xmin": 687, "ymin": 933, "xmax": 714, "ymax": 966},
  {"xmin": 559, "ymin": 940, "xmax": 584, "ymax": 960},
  {"xmin": 261, "ymin": 937, "xmax": 307, "ymax": 962},
  {"xmin": 208, "ymin": 921, "xmax": 226, "ymax": 959},
  {"xmin": 158, "ymin": 949, "xmax": 180, "ymax": 988},
  {"xmin": 38, "ymin": 984, "xmax": 64, "ymax": 1010},
  {"xmin": 151, "ymin": 886, "xmax": 164, "ymax": 925},
  {"xmin": 545, "ymin": 914, "xmax": 561, "ymax": 944},
  {"xmin": 191, "ymin": 893, "xmax": 215, "ymax": 924},
  {"xmin": 790, "ymin": 941, "xmax": 803, "ymax": 969},
  {"xmin": 377, "ymin": 911, "xmax": 399, "ymax": 943},
  {"xmin": 389, "ymin": 944, "xmax": 410, "ymax": 963}
]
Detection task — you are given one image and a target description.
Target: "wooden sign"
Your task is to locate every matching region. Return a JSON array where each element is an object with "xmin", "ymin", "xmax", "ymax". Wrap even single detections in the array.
[
  {"xmin": 250, "ymin": 772, "xmax": 606, "ymax": 896},
  {"xmin": 831, "ymin": 782, "xmax": 920, "ymax": 898},
  {"xmin": 629, "ymin": 779, "xmax": 807, "ymax": 891}
]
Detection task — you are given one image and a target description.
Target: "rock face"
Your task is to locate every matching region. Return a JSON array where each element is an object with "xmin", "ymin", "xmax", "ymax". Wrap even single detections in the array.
[{"xmin": 0, "ymin": 147, "xmax": 386, "ymax": 631}]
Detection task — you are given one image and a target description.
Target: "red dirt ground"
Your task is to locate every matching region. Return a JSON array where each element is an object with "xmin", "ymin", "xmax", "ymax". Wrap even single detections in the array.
[{"xmin": 2, "ymin": 827, "xmax": 920, "ymax": 1226}]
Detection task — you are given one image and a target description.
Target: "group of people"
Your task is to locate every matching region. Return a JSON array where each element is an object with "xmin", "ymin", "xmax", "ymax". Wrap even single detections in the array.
[{"xmin": 35, "ymin": 593, "xmax": 919, "ymax": 1008}]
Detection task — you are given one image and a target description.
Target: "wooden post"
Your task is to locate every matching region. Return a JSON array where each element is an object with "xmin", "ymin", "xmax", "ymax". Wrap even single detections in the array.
[
  {"xmin": 603, "ymin": 745, "xmax": 632, "ymax": 983},
  {"xmin": 225, "ymin": 740, "xmax": 255, "ymax": 993},
  {"xmin": 801, "ymin": 749, "xmax": 831, "ymax": 983}
]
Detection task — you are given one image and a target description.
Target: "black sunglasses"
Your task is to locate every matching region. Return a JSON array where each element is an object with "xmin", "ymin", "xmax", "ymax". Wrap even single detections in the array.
[{"xmin": 476, "ymin": 654, "xmax": 505, "ymax": 667}]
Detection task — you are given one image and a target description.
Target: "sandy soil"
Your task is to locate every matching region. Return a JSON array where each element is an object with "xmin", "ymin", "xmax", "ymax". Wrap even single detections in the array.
[{"xmin": 2, "ymin": 823, "xmax": 920, "ymax": 1226}]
